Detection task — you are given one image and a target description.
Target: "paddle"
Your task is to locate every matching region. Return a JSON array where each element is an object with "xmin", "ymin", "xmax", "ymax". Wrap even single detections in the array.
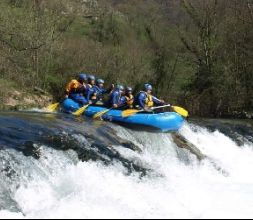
[
  {"xmin": 72, "ymin": 104, "xmax": 90, "ymax": 116},
  {"xmin": 46, "ymin": 102, "xmax": 60, "ymax": 112},
  {"xmin": 93, "ymin": 107, "xmax": 114, "ymax": 120},
  {"xmin": 171, "ymin": 106, "xmax": 189, "ymax": 118},
  {"xmin": 122, "ymin": 104, "xmax": 189, "ymax": 118},
  {"xmin": 92, "ymin": 95, "xmax": 136, "ymax": 120},
  {"xmin": 92, "ymin": 101, "xmax": 131, "ymax": 120},
  {"xmin": 122, "ymin": 104, "xmax": 171, "ymax": 117}
]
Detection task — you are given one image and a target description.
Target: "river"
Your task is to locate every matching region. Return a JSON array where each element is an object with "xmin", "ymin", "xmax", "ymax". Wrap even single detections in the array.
[{"xmin": 0, "ymin": 111, "xmax": 253, "ymax": 219}]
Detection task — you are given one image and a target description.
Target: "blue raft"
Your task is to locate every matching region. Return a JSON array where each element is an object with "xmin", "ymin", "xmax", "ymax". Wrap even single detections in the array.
[{"xmin": 62, "ymin": 99, "xmax": 185, "ymax": 132}]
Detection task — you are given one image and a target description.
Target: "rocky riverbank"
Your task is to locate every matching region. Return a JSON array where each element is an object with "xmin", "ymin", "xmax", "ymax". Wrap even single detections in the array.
[
  {"xmin": 0, "ymin": 80, "xmax": 52, "ymax": 111},
  {"xmin": 227, "ymin": 111, "xmax": 253, "ymax": 120}
]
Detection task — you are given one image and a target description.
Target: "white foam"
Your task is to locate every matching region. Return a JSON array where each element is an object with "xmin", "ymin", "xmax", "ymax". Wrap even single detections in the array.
[
  {"xmin": 2, "ymin": 123, "xmax": 253, "ymax": 219},
  {"xmin": 0, "ymin": 211, "xmax": 24, "ymax": 219}
]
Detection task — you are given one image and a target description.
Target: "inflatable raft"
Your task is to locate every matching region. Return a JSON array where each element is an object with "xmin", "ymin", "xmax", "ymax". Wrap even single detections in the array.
[{"xmin": 62, "ymin": 99, "xmax": 185, "ymax": 132}]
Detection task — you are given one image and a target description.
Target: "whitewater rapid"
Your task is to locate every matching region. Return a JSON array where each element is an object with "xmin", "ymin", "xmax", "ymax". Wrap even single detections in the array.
[{"xmin": 0, "ymin": 114, "xmax": 253, "ymax": 219}]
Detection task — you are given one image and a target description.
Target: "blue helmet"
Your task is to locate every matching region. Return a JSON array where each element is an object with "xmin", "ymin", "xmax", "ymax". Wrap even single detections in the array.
[
  {"xmin": 96, "ymin": 79, "xmax": 105, "ymax": 85},
  {"xmin": 144, "ymin": 84, "xmax": 153, "ymax": 91},
  {"xmin": 126, "ymin": 87, "xmax": 133, "ymax": 92},
  {"xmin": 88, "ymin": 75, "xmax": 96, "ymax": 82},
  {"xmin": 79, "ymin": 73, "xmax": 87, "ymax": 81},
  {"xmin": 117, "ymin": 85, "xmax": 125, "ymax": 91}
]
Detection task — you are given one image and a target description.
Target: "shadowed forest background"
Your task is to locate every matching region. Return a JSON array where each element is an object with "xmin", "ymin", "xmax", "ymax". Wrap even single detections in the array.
[{"xmin": 0, "ymin": 0, "xmax": 252, "ymax": 117}]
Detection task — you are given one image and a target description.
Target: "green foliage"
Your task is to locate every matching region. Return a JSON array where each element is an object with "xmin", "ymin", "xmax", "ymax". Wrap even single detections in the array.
[
  {"xmin": 0, "ymin": 0, "xmax": 252, "ymax": 116},
  {"xmin": 180, "ymin": 0, "xmax": 253, "ymax": 116}
]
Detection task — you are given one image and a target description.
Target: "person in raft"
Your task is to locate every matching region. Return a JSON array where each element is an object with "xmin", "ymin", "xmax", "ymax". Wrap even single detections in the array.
[
  {"xmin": 107, "ymin": 85, "xmax": 125, "ymax": 108},
  {"xmin": 65, "ymin": 73, "xmax": 88, "ymax": 106},
  {"xmin": 120, "ymin": 87, "xmax": 135, "ymax": 109},
  {"xmin": 88, "ymin": 79, "xmax": 115, "ymax": 105},
  {"xmin": 135, "ymin": 84, "xmax": 165, "ymax": 111},
  {"xmin": 84, "ymin": 75, "xmax": 97, "ymax": 104}
]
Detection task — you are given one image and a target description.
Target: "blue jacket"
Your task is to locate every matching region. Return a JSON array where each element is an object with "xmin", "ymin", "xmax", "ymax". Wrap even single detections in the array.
[
  {"xmin": 69, "ymin": 93, "xmax": 88, "ymax": 105},
  {"xmin": 107, "ymin": 89, "xmax": 123, "ymax": 107},
  {"xmin": 93, "ymin": 86, "xmax": 110, "ymax": 101},
  {"xmin": 135, "ymin": 91, "xmax": 163, "ymax": 109},
  {"xmin": 85, "ymin": 84, "xmax": 96, "ymax": 101}
]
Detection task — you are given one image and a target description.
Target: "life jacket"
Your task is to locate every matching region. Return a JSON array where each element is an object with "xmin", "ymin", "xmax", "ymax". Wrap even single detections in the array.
[
  {"xmin": 66, "ymin": 79, "xmax": 85, "ymax": 95},
  {"xmin": 125, "ymin": 94, "xmax": 134, "ymax": 108},
  {"xmin": 138, "ymin": 91, "xmax": 153, "ymax": 107},
  {"xmin": 146, "ymin": 93, "xmax": 154, "ymax": 107}
]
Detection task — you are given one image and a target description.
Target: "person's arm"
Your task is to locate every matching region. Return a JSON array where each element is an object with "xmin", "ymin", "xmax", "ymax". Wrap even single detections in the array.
[
  {"xmin": 86, "ymin": 87, "xmax": 95, "ymax": 103},
  {"xmin": 138, "ymin": 93, "xmax": 146, "ymax": 109},
  {"xmin": 112, "ymin": 91, "xmax": 120, "ymax": 108},
  {"xmin": 120, "ymin": 96, "xmax": 127, "ymax": 106},
  {"xmin": 152, "ymin": 96, "xmax": 165, "ymax": 106}
]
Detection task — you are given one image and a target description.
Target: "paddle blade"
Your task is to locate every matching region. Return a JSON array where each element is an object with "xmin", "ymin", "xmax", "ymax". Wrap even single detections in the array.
[
  {"xmin": 172, "ymin": 106, "xmax": 189, "ymax": 118},
  {"xmin": 72, "ymin": 104, "xmax": 89, "ymax": 116},
  {"xmin": 46, "ymin": 103, "xmax": 60, "ymax": 112},
  {"xmin": 122, "ymin": 109, "xmax": 139, "ymax": 118},
  {"xmin": 93, "ymin": 109, "xmax": 110, "ymax": 119}
]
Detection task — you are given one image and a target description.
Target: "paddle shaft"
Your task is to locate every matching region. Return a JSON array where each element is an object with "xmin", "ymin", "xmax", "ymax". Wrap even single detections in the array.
[
  {"xmin": 93, "ymin": 103, "xmax": 129, "ymax": 119},
  {"xmin": 72, "ymin": 104, "xmax": 90, "ymax": 116},
  {"xmin": 151, "ymin": 104, "xmax": 171, "ymax": 110},
  {"xmin": 138, "ymin": 104, "xmax": 171, "ymax": 113}
]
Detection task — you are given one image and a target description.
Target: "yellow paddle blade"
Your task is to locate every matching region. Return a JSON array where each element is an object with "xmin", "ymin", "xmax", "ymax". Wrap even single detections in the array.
[
  {"xmin": 122, "ymin": 109, "xmax": 140, "ymax": 118},
  {"xmin": 172, "ymin": 106, "xmax": 189, "ymax": 118},
  {"xmin": 93, "ymin": 109, "xmax": 110, "ymax": 119},
  {"xmin": 72, "ymin": 104, "xmax": 89, "ymax": 116},
  {"xmin": 46, "ymin": 103, "xmax": 60, "ymax": 112}
]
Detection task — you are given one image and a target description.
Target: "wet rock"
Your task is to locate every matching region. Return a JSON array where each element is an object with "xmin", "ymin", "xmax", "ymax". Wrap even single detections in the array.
[
  {"xmin": 22, "ymin": 141, "xmax": 42, "ymax": 159},
  {"xmin": 220, "ymin": 110, "xmax": 253, "ymax": 119},
  {"xmin": 42, "ymin": 132, "xmax": 150, "ymax": 177},
  {"xmin": 171, "ymin": 133, "xmax": 206, "ymax": 161},
  {"xmin": 0, "ymin": 81, "xmax": 52, "ymax": 111},
  {"xmin": 96, "ymin": 126, "xmax": 142, "ymax": 152},
  {"xmin": 172, "ymin": 133, "xmax": 229, "ymax": 176},
  {"xmin": 245, "ymin": 111, "xmax": 253, "ymax": 119},
  {"xmin": 190, "ymin": 118, "xmax": 253, "ymax": 146},
  {"xmin": 0, "ymin": 191, "xmax": 22, "ymax": 213}
]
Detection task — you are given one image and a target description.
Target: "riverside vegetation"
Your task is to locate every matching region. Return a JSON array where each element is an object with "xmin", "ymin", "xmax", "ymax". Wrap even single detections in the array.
[{"xmin": 0, "ymin": 0, "xmax": 252, "ymax": 118}]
